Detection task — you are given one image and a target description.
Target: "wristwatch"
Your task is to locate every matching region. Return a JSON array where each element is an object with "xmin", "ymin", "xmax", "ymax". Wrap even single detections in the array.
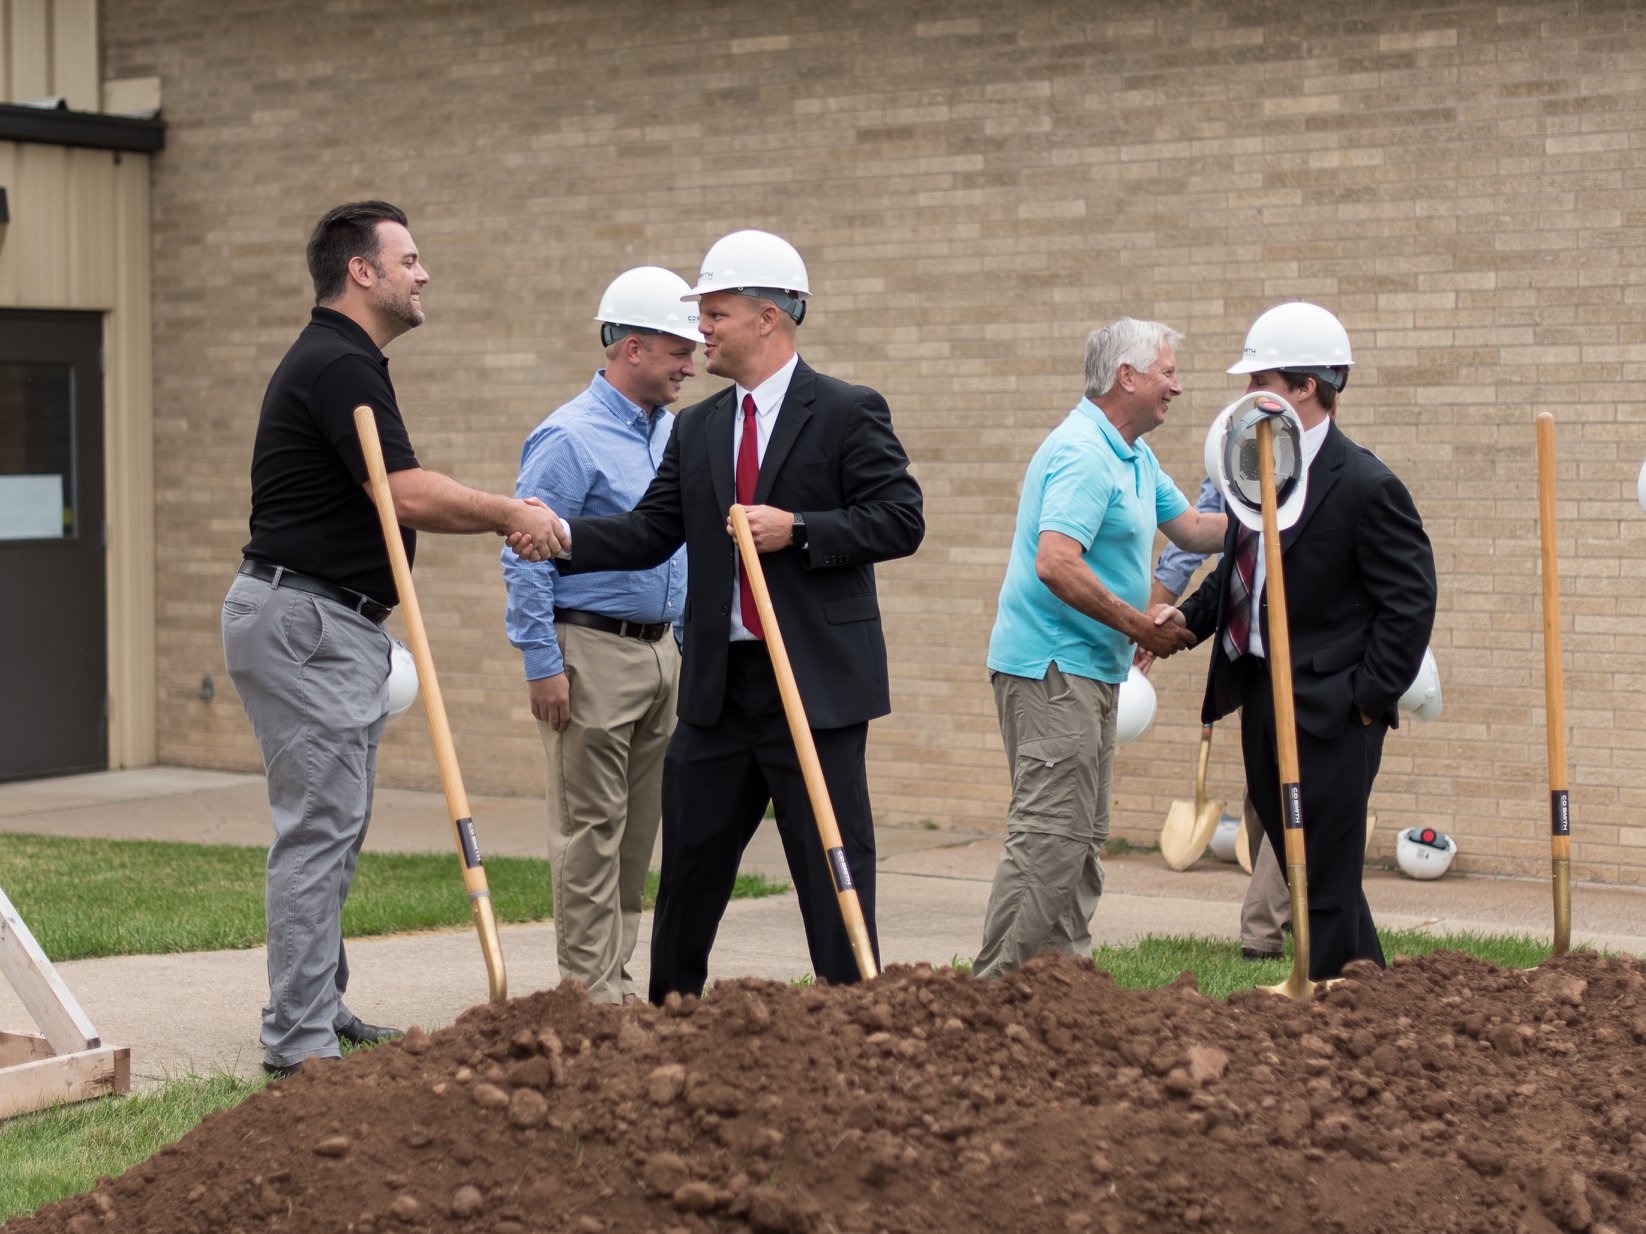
[{"xmin": 790, "ymin": 513, "xmax": 807, "ymax": 549}]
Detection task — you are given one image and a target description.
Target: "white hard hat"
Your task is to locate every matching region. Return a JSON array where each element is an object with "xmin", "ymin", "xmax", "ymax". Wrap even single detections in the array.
[
  {"xmin": 1395, "ymin": 826, "xmax": 1456, "ymax": 880},
  {"xmin": 1637, "ymin": 458, "xmax": 1646, "ymax": 514},
  {"xmin": 1114, "ymin": 665, "xmax": 1157, "ymax": 747},
  {"xmin": 1227, "ymin": 302, "xmax": 1354, "ymax": 389},
  {"xmin": 1205, "ymin": 390, "xmax": 1310, "ymax": 534},
  {"xmin": 385, "ymin": 640, "xmax": 419, "ymax": 721},
  {"xmin": 685, "ymin": 229, "xmax": 810, "ymax": 322},
  {"xmin": 595, "ymin": 266, "xmax": 701, "ymax": 344},
  {"xmin": 1398, "ymin": 647, "xmax": 1442, "ymax": 722},
  {"xmin": 1208, "ymin": 812, "xmax": 1242, "ymax": 863}
]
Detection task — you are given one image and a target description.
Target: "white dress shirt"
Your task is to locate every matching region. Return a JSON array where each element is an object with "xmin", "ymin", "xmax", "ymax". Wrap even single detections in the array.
[{"xmin": 729, "ymin": 353, "xmax": 800, "ymax": 642}]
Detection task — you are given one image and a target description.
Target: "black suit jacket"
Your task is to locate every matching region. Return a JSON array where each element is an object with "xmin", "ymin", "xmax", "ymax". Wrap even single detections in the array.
[
  {"xmin": 562, "ymin": 359, "xmax": 924, "ymax": 729},
  {"xmin": 1178, "ymin": 420, "xmax": 1436, "ymax": 741}
]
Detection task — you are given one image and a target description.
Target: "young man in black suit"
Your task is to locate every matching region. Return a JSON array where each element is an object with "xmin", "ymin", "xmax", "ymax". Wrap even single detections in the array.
[
  {"xmin": 558, "ymin": 230, "xmax": 924, "ymax": 1001},
  {"xmin": 1158, "ymin": 302, "xmax": 1436, "ymax": 981}
]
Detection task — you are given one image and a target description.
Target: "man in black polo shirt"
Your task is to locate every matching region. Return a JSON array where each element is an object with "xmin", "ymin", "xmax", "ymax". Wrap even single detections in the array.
[{"xmin": 222, "ymin": 201, "xmax": 563, "ymax": 1079}]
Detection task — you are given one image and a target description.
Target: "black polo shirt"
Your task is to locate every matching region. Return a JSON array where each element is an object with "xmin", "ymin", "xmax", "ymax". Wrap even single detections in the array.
[{"xmin": 242, "ymin": 308, "xmax": 419, "ymax": 605}]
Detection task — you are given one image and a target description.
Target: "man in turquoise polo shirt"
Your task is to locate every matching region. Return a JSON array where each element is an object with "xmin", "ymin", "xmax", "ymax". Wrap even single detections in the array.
[{"xmin": 975, "ymin": 318, "xmax": 1226, "ymax": 978}]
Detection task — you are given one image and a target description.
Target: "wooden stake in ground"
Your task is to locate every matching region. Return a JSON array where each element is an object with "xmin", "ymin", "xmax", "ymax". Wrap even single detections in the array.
[
  {"xmin": 729, "ymin": 504, "xmax": 879, "ymax": 982},
  {"xmin": 1535, "ymin": 411, "xmax": 1571, "ymax": 957},
  {"xmin": 1250, "ymin": 411, "xmax": 1315, "ymax": 1002},
  {"xmin": 355, "ymin": 405, "xmax": 507, "ymax": 1003}
]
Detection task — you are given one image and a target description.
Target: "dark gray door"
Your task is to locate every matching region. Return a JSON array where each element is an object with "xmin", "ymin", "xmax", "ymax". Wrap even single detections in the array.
[{"xmin": 0, "ymin": 311, "xmax": 107, "ymax": 780}]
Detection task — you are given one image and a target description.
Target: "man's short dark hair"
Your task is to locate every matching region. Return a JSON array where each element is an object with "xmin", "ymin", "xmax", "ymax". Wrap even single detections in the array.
[
  {"xmin": 306, "ymin": 201, "xmax": 408, "ymax": 304},
  {"xmin": 1281, "ymin": 368, "xmax": 1342, "ymax": 412}
]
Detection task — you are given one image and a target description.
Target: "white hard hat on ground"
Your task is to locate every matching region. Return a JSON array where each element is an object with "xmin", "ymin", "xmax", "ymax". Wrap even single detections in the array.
[
  {"xmin": 685, "ymin": 230, "xmax": 810, "ymax": 322},
  {"xmin": 1399, "ymin": 647, "xmax": 1443, "ymax": 722},
  {"xmin": 1227, "ymin": 302, "xmax": 1354, "ymax": 389},
  {"xmin": 595, "ymin": 266, "xmax": 701, "ymax": 344},
  {"xmin": 1208, "ymin": 812, "xmax": 1243, "ymax": 863},
  {"xmin": 1396, "ymin": 826, "xmax": 1457, "ymax": 879},
  {"xmin": 385, "ymin": 640, "xmax": 419, "ymax": 721},
  {"xmin": 1114, "ymin": 665, "xmax": 1156, "ymax": 747},
  {"xmin": 1205, "ymin": 390, "xmax": 1309, "ymax": 534}
]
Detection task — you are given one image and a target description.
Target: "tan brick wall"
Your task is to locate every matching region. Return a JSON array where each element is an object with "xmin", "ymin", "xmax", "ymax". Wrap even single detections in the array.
[{"xmin": 102, "ymin": 0, "xmax": 1646, "ymax": 882}]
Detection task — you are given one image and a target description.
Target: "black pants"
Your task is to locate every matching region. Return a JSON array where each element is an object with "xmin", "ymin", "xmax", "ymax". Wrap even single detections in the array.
[
  {"xmin": 1239, "ymin": 660, "xmax": 1387, "ymax": 981},
  {"xmin": 647, "ymin": 642, "xmax": 878, "ymax": 1002}
]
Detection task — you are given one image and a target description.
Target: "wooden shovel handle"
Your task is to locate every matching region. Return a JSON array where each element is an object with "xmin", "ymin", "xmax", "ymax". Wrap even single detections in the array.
[
  {"xmin": 355, "ymin": 406, "xmax": 507, "ymax": 1002},
  {"xmin": 1257, "ymin": 417, "xmax": 1313, "ymax": 998},
  {"xmin": 729, "ymin": 505, "xmax": 878, "ymax": 982},
  {"xmin": 1536, "ymin": 412, "xmax": 1571, "ymax": 956}
]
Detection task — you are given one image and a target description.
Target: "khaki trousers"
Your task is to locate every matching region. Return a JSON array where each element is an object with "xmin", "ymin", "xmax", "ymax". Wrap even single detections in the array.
[
  {"xmin": 539, "ymin": 621, "xmax": 679, "ymax": 1003},
  {"xmin": 1240, "ymin": 793, "xmax": 1292, "ymax": 954},
  {"xmin": 974, "ymin": 663, "xmax": 1116, "ymax": 980}
]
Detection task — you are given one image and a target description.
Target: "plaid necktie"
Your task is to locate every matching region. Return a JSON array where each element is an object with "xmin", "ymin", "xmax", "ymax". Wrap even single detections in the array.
[
  {"xmin": 1221, "ymin": 525, "xmax": 1259, "ymax": 661},
  {"xmin": 736, "ymin": 393, "xmax": 764, "ymax": 639}
]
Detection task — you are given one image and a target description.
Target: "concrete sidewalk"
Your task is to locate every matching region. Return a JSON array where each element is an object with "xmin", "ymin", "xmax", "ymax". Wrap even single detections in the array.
[{"xmin": 3, "ymin": 768, "xmax": 1643, "ymax": 1090}]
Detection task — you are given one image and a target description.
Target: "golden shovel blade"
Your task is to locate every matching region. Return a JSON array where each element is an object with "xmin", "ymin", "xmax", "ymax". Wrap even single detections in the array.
[{"xmin": 1159, "ymin": 727, "xmax": 1221, "ymax": 870}]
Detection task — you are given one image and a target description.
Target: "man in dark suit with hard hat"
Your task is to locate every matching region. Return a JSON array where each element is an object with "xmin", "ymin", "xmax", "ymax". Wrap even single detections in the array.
[{"xmin": 1161, "ymin": 302, "xmax": 1436, "ymax": 981}]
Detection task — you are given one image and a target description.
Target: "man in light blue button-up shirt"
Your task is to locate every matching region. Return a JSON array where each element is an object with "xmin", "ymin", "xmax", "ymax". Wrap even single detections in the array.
[{"xmin": 502, "ymin": 267, "xmax": 697, "ymax": 1004}]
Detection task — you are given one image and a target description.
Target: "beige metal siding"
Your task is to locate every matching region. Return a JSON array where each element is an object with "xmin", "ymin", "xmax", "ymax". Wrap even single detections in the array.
[
  {"xmin": 1, "ymin": 0, "xmax": 99, "ymax": 109},
  {"xmin": 0, "ymin": 140, "xmax": 157, "ymax": 770}
]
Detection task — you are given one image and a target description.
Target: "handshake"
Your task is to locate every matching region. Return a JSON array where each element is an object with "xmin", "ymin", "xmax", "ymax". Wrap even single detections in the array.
[
  {"xmin": 1132, "ymin": 604, "xmax": 1195, "ymax": 674},
  {"xmin": 503, "ymin": 496, "xmax": 568, "ymax": 563}
]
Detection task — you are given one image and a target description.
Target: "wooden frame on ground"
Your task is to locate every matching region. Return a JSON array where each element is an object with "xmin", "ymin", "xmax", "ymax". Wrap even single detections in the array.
[{"xmin": 0, "ymin": 884, "xmax": 130, "ymax": 1119}]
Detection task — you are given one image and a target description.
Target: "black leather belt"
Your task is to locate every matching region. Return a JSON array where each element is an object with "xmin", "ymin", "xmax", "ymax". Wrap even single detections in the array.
[
  {"xmin": 238, "ymin": 559, "xmax": 392, "ymax": 624},
  {"xmin": 555, "ymin": 607, "xmax": 668, "ymax": 643}
]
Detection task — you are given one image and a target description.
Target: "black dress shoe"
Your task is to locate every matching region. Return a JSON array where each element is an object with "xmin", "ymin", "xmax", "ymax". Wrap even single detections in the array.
[
  {"xmin": 262, "ymin": 1060, "xmax": 302, "ymax": 1080},
  {"xmin": 1241, "ymin": 947, "xmax": 1283, "ymax": 961},
  {"xmin": 336, "ymin": 1015, "xmax": 405, "ymax": 1046}
]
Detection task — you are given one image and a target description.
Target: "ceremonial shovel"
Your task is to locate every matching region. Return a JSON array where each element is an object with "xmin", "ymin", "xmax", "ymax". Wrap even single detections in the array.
[
  {"xmin": 729, "ymin": 504, "xmax": 878, "ymax": 982},
  {"xmin": 1535, "ymin": 412, "xmax": 1572, "ymax": 957},
  {"xmin": 1159, "ymin": 725, "xmax": 1222, "ymax": 870},
  {"xmin": 1247, "ymin": 407, "xmax": 1316, "ymax": 1001},
  {"xmin": 355, "ymin": 406, "xmax": 507, "ymax": 1003}
]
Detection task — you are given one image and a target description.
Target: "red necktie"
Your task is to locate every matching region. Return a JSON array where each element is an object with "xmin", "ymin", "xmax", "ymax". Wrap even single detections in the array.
[
  {"xmin": 736, "ymin": 393, "xmax": 764, "ymax": 639},
  {"xmin": 1221, "ymin": 525, "xmax": 1259, "ymax": 660}
]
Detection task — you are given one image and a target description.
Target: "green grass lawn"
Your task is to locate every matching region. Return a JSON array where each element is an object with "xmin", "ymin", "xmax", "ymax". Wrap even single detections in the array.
[
  {"xmin": 1088, "ymin": 927, "xmax": 1557, "ymax": 1000},
  {"xmin": 0, "ymin": 1071, "xmax": 263, "ymax": 1222},
  {"xmin": 0, "ymin": 832, "xmax": 788, "ymax": 962}
]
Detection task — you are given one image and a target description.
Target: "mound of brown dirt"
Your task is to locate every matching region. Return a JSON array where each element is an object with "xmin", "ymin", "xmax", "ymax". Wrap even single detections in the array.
[{"xmin": 10, "ymin": 951, "xmax": 1646, "ymax": 1234}]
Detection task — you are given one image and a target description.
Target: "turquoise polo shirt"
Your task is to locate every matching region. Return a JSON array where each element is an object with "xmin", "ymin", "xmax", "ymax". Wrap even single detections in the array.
[{"xmin": 987, "ymin": 399, "xmax": 1190, "ymax": 684}]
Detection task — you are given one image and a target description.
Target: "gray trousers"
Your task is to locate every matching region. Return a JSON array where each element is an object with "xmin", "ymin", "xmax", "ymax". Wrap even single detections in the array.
[
  {"xmin": 222, "ymin": 571, "xmax": 392, "ymax": 1068},
  {"xmin": 975, "ymin": 664, "xmax": 1116, "ymax": 980}
]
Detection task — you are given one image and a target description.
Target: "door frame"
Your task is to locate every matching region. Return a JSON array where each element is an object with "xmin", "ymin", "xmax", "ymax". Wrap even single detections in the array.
[
  {"xmin": 0, "ymin": 309, "xmax": 107, "ymax": 778},
  {"xmin": 1, "ymin": 141, "xmax": 157, "ymax": 775}
]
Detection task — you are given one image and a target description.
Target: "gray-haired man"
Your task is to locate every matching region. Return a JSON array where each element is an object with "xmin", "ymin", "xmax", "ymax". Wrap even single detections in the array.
[{"xmin": 975, "ymin": 319, "xmax": 1226, "ymax": 978}]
